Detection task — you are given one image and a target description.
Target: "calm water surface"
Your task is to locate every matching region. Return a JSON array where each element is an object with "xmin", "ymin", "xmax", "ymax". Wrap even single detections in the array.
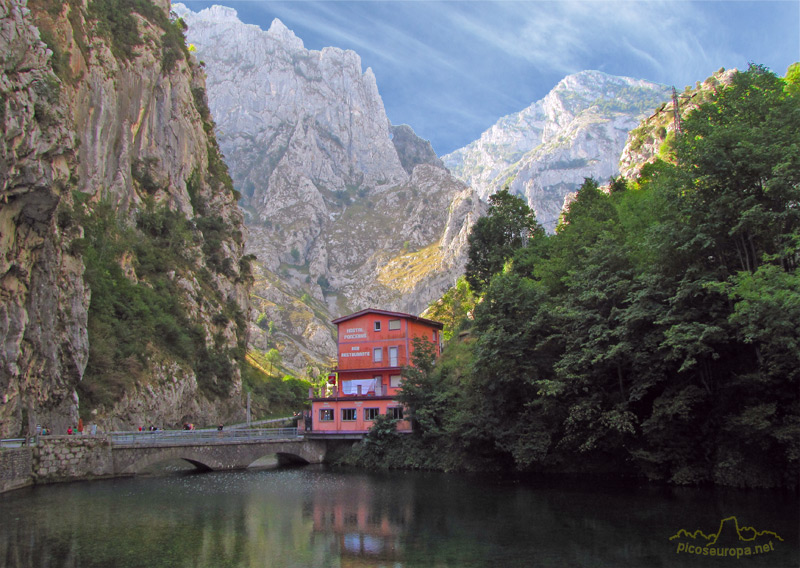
[{"xmin": 1, "ymin": 466, "xmax": 797, "ymax": 567}]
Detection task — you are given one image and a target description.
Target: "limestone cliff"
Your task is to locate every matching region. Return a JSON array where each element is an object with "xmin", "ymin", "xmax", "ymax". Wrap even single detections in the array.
[
  {"xmin": 0, "ymin": 0, "xmax": 250, "ymax": 435},
  {"xmin": 618, "ymin": 68, "xmax": 737, "ymax": 179},
  {"xmin": 175, "ymin": 4, "xmax": 483, "ymax": 374},
  {"xmin": 1, "ymin": 0, "xmax": 85, "ymax": 437},
  {"xmin": 444, "ymin": 71, "xmax": 672, "ymax": 232}
]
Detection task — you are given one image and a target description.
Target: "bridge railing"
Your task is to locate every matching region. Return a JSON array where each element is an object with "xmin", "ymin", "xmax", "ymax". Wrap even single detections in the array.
[
  {"xmin": 0, "ymin": 438, "xmax": 31, "ymax": 448},
  {"xmin": 109, "ymin": 427, "xmax": 300, "ymax": 446}
]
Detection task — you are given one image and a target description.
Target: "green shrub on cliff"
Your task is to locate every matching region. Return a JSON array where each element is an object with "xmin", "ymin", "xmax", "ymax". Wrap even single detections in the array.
[
  {"xmin": 241, "ymin": 360, "xmax": 311, "ymax": 417},
  {"xmin": 73, "ymin": 197, "xmax": 243, "ymax": 414},
  {"xmin": 87, "ymin": 0, "xmax": 189, "ymax": 71}
]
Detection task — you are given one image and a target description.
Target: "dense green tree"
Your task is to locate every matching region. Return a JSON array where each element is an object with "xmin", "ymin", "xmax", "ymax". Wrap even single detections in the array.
[
  {"xmin": 264, "ymin": 348, "xmax": 282, "ymax": 375},
  {"xmin": 465, "ymin": 188, "xmax": 543, "ymax": 293},
  {"xmin": 396, "ymin": 337, "xmax": 442, "ymax": 436},
  {"xmin": 468, "ymin": 271, "xmax": 563, "ymax": 467},
  {"xmin": 634, "ymin": 64, "xmax": 800, "ymax": 486},
  {"xmin": 342, "ymin": 64, "xmax": 800, "ymax": 487}
]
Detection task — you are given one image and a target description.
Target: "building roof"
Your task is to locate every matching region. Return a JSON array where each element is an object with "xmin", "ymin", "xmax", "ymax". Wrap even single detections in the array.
[{"xmin": 331, "ymin": 308, "xmax": 443, "ymax": 329}]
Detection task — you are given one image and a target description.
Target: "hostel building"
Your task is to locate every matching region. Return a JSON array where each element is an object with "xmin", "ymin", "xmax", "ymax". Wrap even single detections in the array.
[{"xmin": 307, "ymin": 308, "xmax": 443, "ymax": 435}]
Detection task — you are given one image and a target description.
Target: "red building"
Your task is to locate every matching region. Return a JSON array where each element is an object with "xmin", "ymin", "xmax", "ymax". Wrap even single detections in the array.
[{"xmin": 307, "ymin": 308, "xmax": 443, "ymax": 435}]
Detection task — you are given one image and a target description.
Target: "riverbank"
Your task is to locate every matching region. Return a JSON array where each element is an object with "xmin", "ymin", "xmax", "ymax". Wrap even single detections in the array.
[
  {"xmin": 0, "ymin": 436, "xmax": 117, "ymax": 494},
  {"xmin": 336, "ymin": 424, "xmax": 800, "ymax": 490}
]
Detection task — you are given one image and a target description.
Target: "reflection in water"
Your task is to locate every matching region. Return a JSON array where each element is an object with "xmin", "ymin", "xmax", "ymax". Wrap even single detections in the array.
[
  {"xmin": 305, "ymin": 473, "xmax": 410, "ymax": 565},
  {"xmin": 0, "ymin": 467, "xmax": 797, "ymax": 567}
]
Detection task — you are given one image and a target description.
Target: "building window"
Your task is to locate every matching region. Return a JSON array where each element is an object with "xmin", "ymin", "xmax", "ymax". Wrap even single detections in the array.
[
  {"xmin": 389, "ymin": 407, "xmax": 404, "ymax": 420},
  {"xmin": 342, "ymin": 408, "xmax": 357, "ymax": 421},
  {"xmin": 364, "ymin": 408, "xmax": 380, "ymax": 421},
  {"xmin": 374, "ymin": 320, "xmax": 381, "ymax": 331},
  {"xmin": 390, "ymin": 374, "xmax": 402, "ymax": 388},
  {"xmin": 373, "ymin": 347, "xmax": 382, "ymax": 363},
  {"xmin": 432, "ymin": 331, "xmax": 437, "ymax": 342},
  {"xmin": 319, "ymin": 408, "xmax": 334, "ymax": 421},
  {"xmin": 388, "ymin": 319, "xmax": 401, "ymax": 331},
  {"xmin": 388, "ymin": 346, "xmax": 398, "ymax": 367},
  {"xmin": 342, "ymin": 378, "xmax": 377, "ymax": 395}
]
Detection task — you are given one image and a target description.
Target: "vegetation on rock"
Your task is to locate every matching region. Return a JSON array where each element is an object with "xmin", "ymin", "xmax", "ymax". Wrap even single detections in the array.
[
  {"xmin": 72, "ymin": 195, "xmax": 246, "ymax": 411},
  {"xmin": 242, "ymin": 352, "xmax": 311, "ymax": 417}
]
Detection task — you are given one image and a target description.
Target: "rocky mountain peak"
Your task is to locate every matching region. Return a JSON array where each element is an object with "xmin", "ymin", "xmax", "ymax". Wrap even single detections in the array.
[
  {"xmin": 444, "ymin": 70, "xmax": 671, "ymax": 231},
  {"xmin": 267, "ymin": 17, "xmax": 304, "ymax": 50},
  {"xmin": 199, "ymin": 4, "xmax": 240, "ymax": 22},
  {"xmin": 178, "ymin": 3, "xmax": 407, "ymax": 211},
  {"xmin": 179, "ymin": 3, "xmax": 482, "ymax": 373}
]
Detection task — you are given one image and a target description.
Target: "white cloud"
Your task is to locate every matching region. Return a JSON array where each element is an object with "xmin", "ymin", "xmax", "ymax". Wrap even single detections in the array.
[{"xmin": 435, "ymin": 1, "xmax": 730, "ymax": 83}]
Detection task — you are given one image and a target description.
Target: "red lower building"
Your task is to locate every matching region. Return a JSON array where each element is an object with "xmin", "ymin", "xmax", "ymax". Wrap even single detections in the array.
[{"xmin": 306, "ymin": 309, "xmax": 443, "ymax": 435}]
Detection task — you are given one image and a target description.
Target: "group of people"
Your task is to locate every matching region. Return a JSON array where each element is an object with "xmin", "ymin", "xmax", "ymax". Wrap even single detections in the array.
[
  {"xmin": 130, "ymin": 423, "xmax": 224, "ymax": 431},
  {"xmin": 36, "ymin": 421, "xmax": 232, "ymax": 436},
  {"xmin": 37, "ymin": 421, "xmax": 97, "ymax": 436}
]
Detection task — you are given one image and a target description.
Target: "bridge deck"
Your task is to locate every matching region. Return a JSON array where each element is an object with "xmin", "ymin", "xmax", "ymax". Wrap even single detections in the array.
[{"xmin": 109, "ymin": 428, "xmax": 301, "ymax": 447}]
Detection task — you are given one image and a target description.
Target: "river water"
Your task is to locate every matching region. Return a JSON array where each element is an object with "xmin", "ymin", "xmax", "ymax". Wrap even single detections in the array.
[{"xmin": 0, "ymin": 465, "xmax": 797, "ymax": 567}]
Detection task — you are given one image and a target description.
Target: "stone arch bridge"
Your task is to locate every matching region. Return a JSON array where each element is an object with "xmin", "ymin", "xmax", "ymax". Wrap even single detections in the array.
[
  {"xmin": 113, "ymin": 436, "xmax": 327, "ymax": 474},
  {"xmin": 28, "ymin": 429, "xmax": 358, "ymax": 484}
]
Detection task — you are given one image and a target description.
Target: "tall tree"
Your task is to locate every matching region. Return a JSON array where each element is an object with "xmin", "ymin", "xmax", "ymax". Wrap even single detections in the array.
[{"xmin": 465, "ymin": 188, "xmax": 542, "ymax": 293}]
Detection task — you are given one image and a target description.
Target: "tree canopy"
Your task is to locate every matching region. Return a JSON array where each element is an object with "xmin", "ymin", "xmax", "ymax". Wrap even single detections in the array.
[
  {"xmin": 347, "ymin": 64, "xmax": 800, "ymax": 488},
  {"xmin": 464, "ymin": 188, "xmax": 543, "ymax": 293}
]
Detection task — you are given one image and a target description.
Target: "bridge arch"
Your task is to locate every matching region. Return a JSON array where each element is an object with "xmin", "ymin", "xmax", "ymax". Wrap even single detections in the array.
[
  {"xmin": 111, "ymin": 437, "xmax": 337, "ymax": 476},
  {"xmin": 116, "ymin": 447, "xmax": 228, "ymax": 475}
]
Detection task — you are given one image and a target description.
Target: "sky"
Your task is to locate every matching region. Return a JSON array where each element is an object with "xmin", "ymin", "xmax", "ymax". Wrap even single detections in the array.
[{"xmin": 179, "ymin": 0, "xmax": 800, "ymax": 156}]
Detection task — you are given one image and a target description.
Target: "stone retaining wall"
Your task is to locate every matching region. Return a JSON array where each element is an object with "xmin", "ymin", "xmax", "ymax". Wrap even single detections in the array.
[
  {"xmin": 0, "ymin": 447, "xmax": 33, "ymax": 492},
  {"xmin": 33, "ymin": 436, "xmax": 114, "ymax": 483}
]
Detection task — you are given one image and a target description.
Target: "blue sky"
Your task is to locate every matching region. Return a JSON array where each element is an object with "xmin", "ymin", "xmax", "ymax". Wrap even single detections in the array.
[{"xmin": 179, "ymin": 1, "xmax": 799, "ymax": 156}]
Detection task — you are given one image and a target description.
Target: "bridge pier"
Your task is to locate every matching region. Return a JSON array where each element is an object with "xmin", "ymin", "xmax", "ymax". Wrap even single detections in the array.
[{"xmin": 31, "ymin": 436, "xmax": 115, "ymax": 484}]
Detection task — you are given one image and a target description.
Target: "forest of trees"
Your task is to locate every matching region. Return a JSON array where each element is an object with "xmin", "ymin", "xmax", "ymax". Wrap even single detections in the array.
[{"xmin": 343, "ymin": 64, "xmax": 800, "ymax": 488}]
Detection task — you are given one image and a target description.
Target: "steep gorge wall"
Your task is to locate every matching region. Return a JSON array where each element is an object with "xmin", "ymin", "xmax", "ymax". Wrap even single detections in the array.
[
  {"xmin": 0, "ymin": 0, "xmax": 250, "ymax": 436},
  {"xmin": 178, "ymin": 4, "xmax": 484, "ymax": 373},
  {"xmin": 1, "ymin": 0, "xmax": 86, "ymax": 437}
]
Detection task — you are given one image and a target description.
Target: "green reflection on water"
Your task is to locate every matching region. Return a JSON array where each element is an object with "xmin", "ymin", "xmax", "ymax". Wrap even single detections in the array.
[{"xmin": 0, "ymin": 467, "xmax": 797, "ymax": 568}]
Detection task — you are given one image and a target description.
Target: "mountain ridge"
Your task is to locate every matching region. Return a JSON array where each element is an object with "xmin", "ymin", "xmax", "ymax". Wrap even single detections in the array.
[
  {"xmin": 444, "ymin": 70, "xmax": 672, "ymax": 231},
  {"xmin": 177, "ymin": 2, "xmax": 484, "ymax": 373}
]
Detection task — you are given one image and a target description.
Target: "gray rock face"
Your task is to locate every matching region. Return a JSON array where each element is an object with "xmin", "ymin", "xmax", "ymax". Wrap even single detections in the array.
[
  {"xmin": 1, "ymin": 0, "xmax": 250, "ymax": 435},
  {"xmin": 0, "ymin": 0, "xmax": 86, "ymax": 436},
  {"xmin": 175, "ymin": 5, "xmax": 406, "ymax": 216},
  {"xmin": 391, "ymin": 124, "xmax": 445, "ymax": 175},
  {"xmin": 175, "ymin": 4, "xmax": 482, "ymax": 371},
  {"xmin": 444, "ymin": 71, "xmax": 671, "ymax": 231}
]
